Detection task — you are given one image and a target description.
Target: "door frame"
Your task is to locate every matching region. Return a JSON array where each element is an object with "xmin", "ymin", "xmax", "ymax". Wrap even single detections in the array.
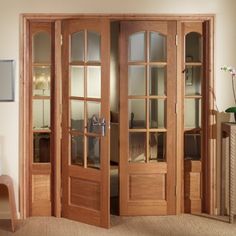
[{"xmin": 20, "ymin": 13, "xmax": 215, "ymax": 219}]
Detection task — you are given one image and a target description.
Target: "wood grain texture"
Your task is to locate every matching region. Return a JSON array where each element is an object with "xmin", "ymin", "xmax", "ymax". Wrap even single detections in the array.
[
  {"xmin": 184, "ymin": 160, "xmax": 202, "ymax": 213},
  {"xmin": 70, "ymin": 177, "xmax": 100, "ymax": 211},
  {"xmin": 129, "ymin": 174, "xmax": 166, "ymax": 200},
  {"xmin": 119, "ymin": 20, "xmax": 176, "ymax": 216},
  {"xmin": 61, "ymin": 19, "xmax": 110, "ymax": 228}
]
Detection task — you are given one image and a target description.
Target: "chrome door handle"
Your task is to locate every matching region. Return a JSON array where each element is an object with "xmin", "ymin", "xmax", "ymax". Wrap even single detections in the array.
[{"xmin": 91, "ymin": 116, "xmax": 106, "ymax": 137}]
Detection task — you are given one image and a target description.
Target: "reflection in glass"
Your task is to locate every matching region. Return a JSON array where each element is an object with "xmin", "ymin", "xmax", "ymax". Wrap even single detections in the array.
[
  {"xmin": 87, "ymin": 102, "xmax": 101, "ymax": 133},
  {"xmin": 71, "ymin": 31, "xmax": 85, "ymax": 62},
  {"xmin": 149, "ymin": 66, "xmax": 166, "ymax": 96},
  {"xmin": 185, "ymin": 66, "xmax": 202, "ymax": 95},
  {"xmin": 150, "ymin": 99, "xmax": 166, "ymax": 128},
  {"xmin": 33, "ymin": 133, "xmax": 50, "ymax": 163},
  {"xmin": 33, "ymin": 99, "xmax": 50, "ymax": 129},
  {"xmin": 129, "ymin": 132, "xmax": 146, "ymax": 162},
  {"xmin": 186, "ymin": 32, "xmax": 202, "ymax": 62},
  {"xmin": 70, "ymin": 66, "xmax": 84, "ymax": 97},
  {"xmin": 149, "ymin": 32, "xmax": 166, "ymax": 62},
  {"xmin": 184, "ymin": 131, "xmax": 201, "ymax": 160},
  {"xmin": 71, "ymin": 135, "xmax": 84, "ymax": 166},
  {"xmin": 87, "ymin": 31, "xmax": 101, "ymax": 62},
  {"xmin": 33, "ymin": 32, "xmax": 51, "ymax": 63},
  {"xmin": 129, "ymin": 99, "xmax": 146, "ymax": 129},
  {"xmin": 71, "ymin": 100, "xmax": 84, "ymax": 131},
  {"xmin": 87, "ymin": 136, "xmax": 100, "ymax": 169},
  {"xmin": 129, "ymin": 32, "xmax": 145, "ymax": 62},
  {"xmin": 184, "ymin": 99, "xmax": 201, "ymax": 128},
  {"xmin": 87, "ymin": 66, "xmax": 101, "ymax": 98},
  {"xmin": 33, "ymin": 66, "xmax": 51, "ymax": 96},
  {"xmin": 128, "ymin": 66, "xmax": 146, "ymax": 96},
  {"xmin": 149, "ymin": 132, "xmax": 166, "ymax": 162}
]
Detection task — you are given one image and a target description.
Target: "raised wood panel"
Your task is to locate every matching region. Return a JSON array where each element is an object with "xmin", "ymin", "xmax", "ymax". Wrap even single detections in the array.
[
  {"xmin": 70, "ymin": 177, "xmax": 100, "ymax": 211},
  {"xmin": 32, "ymin": 175, "xmax": 51, "ymax": 201},
  {"xmin": 184, "ymin": 173, "xmax": 201, "ymax": 199},
  {"xmin": 32, "ymin": 201, "xmax": 51, "ymax": 216},
  {"xmin": 129, "ymin": 174, "xmax": 166, "ymax": 200},
  {"xmin": 184, "ymin": 160, "xmax": 202, "ymax": 213}
]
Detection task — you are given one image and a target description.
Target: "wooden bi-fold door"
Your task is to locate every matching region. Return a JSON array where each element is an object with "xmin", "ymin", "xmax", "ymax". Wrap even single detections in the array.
[
  {"xmin": 61, "ymin": 19, "xmax": 110, "ymax": 228},
  {"xmin": 120, "ymin": 21, "xmax": 177, "ymax": 215}
]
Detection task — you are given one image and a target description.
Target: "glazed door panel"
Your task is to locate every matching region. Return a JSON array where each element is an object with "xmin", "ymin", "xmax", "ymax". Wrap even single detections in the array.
[
  {"xmin": 120, "ymin": 21, "xmax": 177, "ymax": 215},
  {"xmin": 61, "ymin": 19, "xmax": 110, "ymax": 227}
]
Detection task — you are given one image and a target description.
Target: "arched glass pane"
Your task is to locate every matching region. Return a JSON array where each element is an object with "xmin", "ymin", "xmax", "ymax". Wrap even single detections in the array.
[
  {"xmin": 129, "ymin": 32, "xmax": 145, "ymax": 62},
  {"xmin": 149, "ymin": 32, "xmax": 166, "ymax": 62},
  {"xmin": 186, "ymin": 32, "xmax": 202, "ymax": 62},
  {"xmin": 87, "ymin": 31, "xmax": 101, "ymax": 62},
  {"xmin": 71, "ymin": 31, "xmax": 85, "ymax": 62},
  {"xmin": 33, "ymin": 32, "xmax": 51, "ymax": 63}
]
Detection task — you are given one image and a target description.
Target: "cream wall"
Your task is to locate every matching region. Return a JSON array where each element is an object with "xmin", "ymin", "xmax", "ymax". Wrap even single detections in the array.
[{"xmin": 0, "ymin": 0, "xmax": 235, "ymax": 216}]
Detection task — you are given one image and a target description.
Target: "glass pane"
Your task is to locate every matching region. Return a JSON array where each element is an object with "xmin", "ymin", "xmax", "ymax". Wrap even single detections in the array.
[
  {"xmin": 185, "ymin": 66, "xmax": 202, "ymax": 96},
  {"xmin": 149, "ymin": 32, "xmax": 166, "ymax": 62},
  {"xmin": 33, "ymin": 32, "xmax": 51, "ymax": 63},
  {"xmin": 129, "ymin": 132, "xmax": 146, "ymax": 162},
  {"xmin": 184, "ymin": 99, "xmax": 201, "ymax": 128},
  {"xmin": 87, "ymin": 31, "xmax": 101, "ymax": 62},
  {"xmin": 150, "ymin": 99, "xmax": 166, "ymax": 129},
  {"xmin": 186, "ymin": 32, "xmax": 202, "ymax": 62},
  {"xmin": 33, "ymin": 66, "xmax": 51, "ymax": 96},
  {"xmin": 149, "ymin": 66, "xmax": 166, "ymax": 96},
  {"xmin": 87, "ymin": 136, "xmax": 100, "ymax": 169},
  {"xmin": 129, "ymin": 32, "xmax": 145, "ymax": 62},
  {"xmin": 71, "ymin": 31, "xmax": 85, "ymax": 62},
  {"xmin": 33, "ymin": 133, "xmax": 50, "ymax": 163},
  {"xmin": 184, "ymin": 131, "xmax": 201, "ymax": 160},
  {"xmin": 71, "ymin": 135, "xmax": 84, "ymax": 166},
  {"xmin": 87, "ymin": 102, "xmax": 101, "ymax": 134},
  {"xmin": 129, "ymin": 99, "xmax": 146, "ymax": 129},
  {"xmin": 71, "ymin": 100, "xmax": 84, "ymax": 131},
  {"xmin": 87, "ymin": 66, "xmax": 101, "ymax": 98},
  {"xmin": 128, "ymin": 66, "xmax": 146, "ymax": 96},
  {"xmin": 33, "ymin": 99, "xmax": 50, "ymax": 129},
  {"xmin": 149, "ymin": 132, "xmax": 166, "ymax": 162},
  {"xmin": 70, "ymin": 66, "xmax": 84, "ymax": 97}
]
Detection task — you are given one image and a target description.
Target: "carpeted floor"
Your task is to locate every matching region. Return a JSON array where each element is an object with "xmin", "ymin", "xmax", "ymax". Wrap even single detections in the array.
[{"xmin": 0, "ymin": 214, "xmax": 235, "ymax": 236}]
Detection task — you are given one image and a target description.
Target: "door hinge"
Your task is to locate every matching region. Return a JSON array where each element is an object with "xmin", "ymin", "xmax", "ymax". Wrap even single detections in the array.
[
  {"xmin": 61, "ymin": 34, "xmax": 63, "ymax": 45},
  {"xmin": 175, "ymin": 35, "xmax": 178, "ymax": 46},
  {"xmin": 175, "ymin": 103, "xmax": 178, "ymax": 114}
]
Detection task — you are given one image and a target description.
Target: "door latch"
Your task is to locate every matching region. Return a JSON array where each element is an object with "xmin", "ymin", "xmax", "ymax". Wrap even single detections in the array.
[{"xmin": 91, "ymin": 116, "xmax": 106, "ymax": 137}]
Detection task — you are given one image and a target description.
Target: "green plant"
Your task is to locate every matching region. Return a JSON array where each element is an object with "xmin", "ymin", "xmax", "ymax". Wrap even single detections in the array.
[{"xmin": 221, "ymin": 66, "xmax": 236, "ymax": 114}]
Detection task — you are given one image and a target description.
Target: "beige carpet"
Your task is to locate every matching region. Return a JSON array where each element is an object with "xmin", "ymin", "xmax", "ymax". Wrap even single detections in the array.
[{"xmin": 0, "ymin": 214, "xmax": 236, "ymax": 236}]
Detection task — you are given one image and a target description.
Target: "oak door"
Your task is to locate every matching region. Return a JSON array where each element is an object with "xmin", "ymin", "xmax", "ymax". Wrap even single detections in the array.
[
  {"xmin": 61, "ymin": 19, "xmax": 110, "ymax": 227},
  {"xmin": 120, "ymin": 21, "xmax": 177, "ymax": 215}
]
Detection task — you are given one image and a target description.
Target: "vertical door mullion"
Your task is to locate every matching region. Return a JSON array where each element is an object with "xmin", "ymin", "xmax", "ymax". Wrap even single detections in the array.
[
  {"xmin": 146, "ymin": 30, "xmax": 150, "ymax": 163},
  {"xmin": 84, "ymin": 30, "xmax": 88, "ymax": 168}
]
